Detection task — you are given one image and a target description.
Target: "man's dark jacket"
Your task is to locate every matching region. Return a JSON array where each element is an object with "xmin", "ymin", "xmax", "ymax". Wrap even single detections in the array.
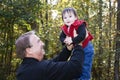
[{"xmin": 16, "ymin": 45, "xmax": 84, "ymax": 80}]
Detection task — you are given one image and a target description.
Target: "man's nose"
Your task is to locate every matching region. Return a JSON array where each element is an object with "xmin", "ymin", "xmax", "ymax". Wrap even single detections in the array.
[{"xmin": 41, "ymin": 41, "xmax": 45, "ymax": 46}]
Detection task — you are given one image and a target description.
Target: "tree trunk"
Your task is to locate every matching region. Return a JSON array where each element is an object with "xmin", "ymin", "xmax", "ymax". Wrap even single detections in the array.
[
  {"xmin": 114, "ymin": 0, "xmax": 120, "ymax": 80},
  {"xmin": 98, "ymin": 0, "xmax": 103, "ymax": 79},
  {"xmin": 44, "ymin": 0, "xmax": 49, "ymax": 54},
  {"xmin": 107, "ymin": 0, "xmax": 112, "ymax": 79}
]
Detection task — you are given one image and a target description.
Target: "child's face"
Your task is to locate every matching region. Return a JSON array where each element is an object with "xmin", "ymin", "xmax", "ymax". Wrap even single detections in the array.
[{"xmin": 63, "ymin": 11, "xmax": 77, "ymax": 27}]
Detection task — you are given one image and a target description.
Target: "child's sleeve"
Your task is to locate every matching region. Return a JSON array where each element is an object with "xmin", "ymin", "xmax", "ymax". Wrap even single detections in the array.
[
  {"xmin": 72, "ymin": 23, "xmax": 86, "ymax": 44},
  {"xmin": 60, "ymin": 31, "xmax": 66, "ymax": 45}
]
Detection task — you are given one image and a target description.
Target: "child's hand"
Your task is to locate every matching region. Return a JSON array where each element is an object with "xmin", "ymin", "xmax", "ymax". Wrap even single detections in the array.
[{"xmin": 64, "ymin": 36, "xmax": 72, "ymax": 45}]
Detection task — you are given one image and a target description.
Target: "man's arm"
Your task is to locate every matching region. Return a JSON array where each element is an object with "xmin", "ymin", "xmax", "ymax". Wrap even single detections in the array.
[
  {"xmin": 47, "ymin": 45, "xmax": 84, "ymax": 80},
  {"xmin": 62, "ymin": 45, "xmax": 84, "ymax": 79}
]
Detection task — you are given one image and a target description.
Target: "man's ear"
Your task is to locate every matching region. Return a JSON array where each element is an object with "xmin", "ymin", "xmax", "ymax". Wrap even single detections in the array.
[{"xmin": 26, "ymin": 48, "xmax": 31, "ymax": 53}]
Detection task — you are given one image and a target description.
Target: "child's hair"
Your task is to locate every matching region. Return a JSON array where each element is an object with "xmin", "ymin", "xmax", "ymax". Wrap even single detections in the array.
[{"xmin": 62, "ymin": 7, "xmax": 78, "ymax": 20}]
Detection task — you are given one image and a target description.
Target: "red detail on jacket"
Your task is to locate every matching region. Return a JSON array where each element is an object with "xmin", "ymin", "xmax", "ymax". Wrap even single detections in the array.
[{"xmin": 61, "ymin": 19, "xmax": 93, "ymax": 48}]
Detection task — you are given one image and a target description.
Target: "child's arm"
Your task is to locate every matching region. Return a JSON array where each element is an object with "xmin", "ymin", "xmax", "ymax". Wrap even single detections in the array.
[
  {"xmin": 72, "ymin": 23, "xmax": 87, "ymax": 44},
  {"xmin": 60, "ymin": 31, "xmax": 67, "ymax": 45}
]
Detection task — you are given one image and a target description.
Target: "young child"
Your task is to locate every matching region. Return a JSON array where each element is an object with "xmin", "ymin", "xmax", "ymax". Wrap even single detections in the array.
[{"xmin": 60, "ymin": 7, "xmax": 94, "ymax": 80}]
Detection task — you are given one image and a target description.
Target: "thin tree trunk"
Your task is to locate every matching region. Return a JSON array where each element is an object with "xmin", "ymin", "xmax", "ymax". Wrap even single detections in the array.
[
  {"xmin": 98, "ymin": 0, "xmax": 103, "ymax": 80},
  {"xmin": 107, "ymin": 0, "xmax": 112, "ymax": 80},
  {"xmin": 114, "ymin": 0, "xmax": 120, "ymax": 80},
  {"xmin": 44, "ymin": 0, "xmax": 49, "ymax": 54}
]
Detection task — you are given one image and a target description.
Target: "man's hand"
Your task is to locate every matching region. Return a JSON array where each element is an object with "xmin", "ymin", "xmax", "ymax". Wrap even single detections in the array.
[
  {"xmin": 73, "ymin": 29, "xmax": 78, "ymax": 37},
  {"xmin": 78, "ymin": 42, "xmax": 82, "ymax": 46},
  {"xmin": 66, "ymin": 44, "xmax": 73, "ymax": 51}
]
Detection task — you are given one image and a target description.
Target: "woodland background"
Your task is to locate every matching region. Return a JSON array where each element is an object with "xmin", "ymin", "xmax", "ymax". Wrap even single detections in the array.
[{"xmin": 0, "ymin": 0, "xmax": 119, "ymax": 80}]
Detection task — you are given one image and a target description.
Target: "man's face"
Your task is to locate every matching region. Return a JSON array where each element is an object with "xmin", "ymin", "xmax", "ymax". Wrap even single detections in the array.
[
  {"xmin": 29, "ymin": 34, "xmax": 45, "ymax": 60},
  {"xmin": 63, "ymin": 12, "xmax": 77, "ymax": 27}
]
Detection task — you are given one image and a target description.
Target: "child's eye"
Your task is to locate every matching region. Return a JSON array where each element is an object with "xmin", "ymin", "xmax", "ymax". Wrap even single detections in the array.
[{"xmin": 64, "ymin": 17, "xmax": 67, "ymax": 19}]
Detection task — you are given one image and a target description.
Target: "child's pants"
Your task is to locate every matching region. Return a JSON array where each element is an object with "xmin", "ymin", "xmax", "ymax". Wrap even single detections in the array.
[{"xmin": 79, "ymin": 42, "xmax": 94, "ymax": 80}]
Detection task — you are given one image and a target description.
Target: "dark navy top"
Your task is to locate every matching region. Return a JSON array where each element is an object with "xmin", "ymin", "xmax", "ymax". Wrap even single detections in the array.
[{"xmin": 16, "ymin": 45, "xmax": 84, "ymax": 80}]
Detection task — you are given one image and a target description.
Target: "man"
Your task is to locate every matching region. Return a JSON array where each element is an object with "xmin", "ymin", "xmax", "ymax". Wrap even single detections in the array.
[{"xmin": 15, "ymin": 30, "xmax": 84, "ymax": 80}]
